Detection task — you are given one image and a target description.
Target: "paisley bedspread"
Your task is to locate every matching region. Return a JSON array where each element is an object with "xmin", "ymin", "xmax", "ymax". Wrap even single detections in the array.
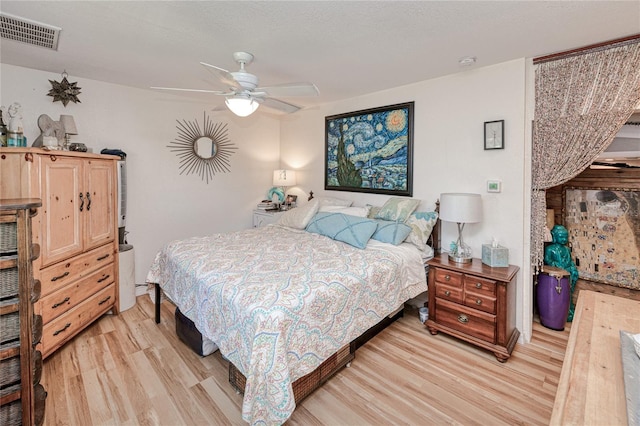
[{"xmin": 146, "ymin": 224, "xmax": 427, "ymax": 425}]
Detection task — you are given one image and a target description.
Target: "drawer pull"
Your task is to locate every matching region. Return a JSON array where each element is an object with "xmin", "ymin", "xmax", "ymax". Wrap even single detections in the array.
[
  {"xmin": 51, "ymin": 271, "xmax": 69, "ymax": 282},
  {"xmin": 97, "ymin": 254, "xmax": 110, "ymax": 261},
  {"xmin": 444, "ymin": 275, "xmax": 450, "ymax": 281},
  {"xmin": 444, "ymin": 290, "xmax": 451, "ymax": 296},
  {"xmin": 475, "ymin": 299, "xmax": 482, "ymax": 305},
  {"xmin": 475, "ymin": 282, "xmax": 482, "ymax": 289},
  {"xmin": 53, "ymin": 323, "xmax": 71, "ymax": 336},
  {"xmin": 98, "ymin": 295, "xmax": 112, "ymax": 305},
  {"xmin": 51, "ymin": 297, "xmax": 70, "ymax": 309},
  {"xmin": 97, "ymin": 274, "xmax": 111, "ymax": 283},
  {"xmin": 457, "ymin": 314, "xmax": 469, "ymax": 324}
]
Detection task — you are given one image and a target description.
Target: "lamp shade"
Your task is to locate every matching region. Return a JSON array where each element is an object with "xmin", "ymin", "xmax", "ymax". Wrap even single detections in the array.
[
  {"xmin": 439, "ymin": 193, "xmax": 482, "ymax": 223},
  {"xmin": 273, "ymin": 169, "xmax": 297, "ymax": 186},
  {"xmin": 225, "ymin": 96, "xmax": 259, "ymax": 117},
  {"xmin": 60, "ymin": 115, "xmax": 78, "ymax": 135}
]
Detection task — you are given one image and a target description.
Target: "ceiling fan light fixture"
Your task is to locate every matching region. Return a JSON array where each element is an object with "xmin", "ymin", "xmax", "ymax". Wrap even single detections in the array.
[{"xmin": 225, "ymin": 95, "xmax": 259, "ymax": 117}]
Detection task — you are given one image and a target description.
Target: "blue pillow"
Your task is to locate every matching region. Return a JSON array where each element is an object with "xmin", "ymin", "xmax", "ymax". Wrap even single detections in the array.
[
  {"xmin": 306, "ymin": 212, "xmax": 378, "ymax": 249},
  {"xmin": 372, "ymin": 220, "xmax": 412, "ymax": 245}
]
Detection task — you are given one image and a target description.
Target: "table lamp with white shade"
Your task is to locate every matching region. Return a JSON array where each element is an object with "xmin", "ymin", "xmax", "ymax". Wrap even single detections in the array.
[
  {"xmin": 439, "ymin": 193, "xmax": 483, "ymax": 263},
  {"xmin": 60, "ymin": 114, "xmax": 78, "ymax": 150}
]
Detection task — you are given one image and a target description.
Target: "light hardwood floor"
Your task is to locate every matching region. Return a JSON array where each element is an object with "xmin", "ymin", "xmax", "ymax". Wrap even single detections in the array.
[{"xmin": 41, "ymin": 295, "xmax": 569, "ymax": 425}]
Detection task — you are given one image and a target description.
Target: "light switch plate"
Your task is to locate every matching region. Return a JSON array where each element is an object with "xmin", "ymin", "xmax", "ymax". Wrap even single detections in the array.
[{"xmin": 487, "ymin": 180, "xmax": 502, "ymax": 193}]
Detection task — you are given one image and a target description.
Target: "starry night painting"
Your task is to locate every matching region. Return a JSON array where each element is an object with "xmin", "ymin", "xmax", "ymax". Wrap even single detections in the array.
[{"xmin": 325, "ymin": 102, "xmax": 414, "ymax": 196}]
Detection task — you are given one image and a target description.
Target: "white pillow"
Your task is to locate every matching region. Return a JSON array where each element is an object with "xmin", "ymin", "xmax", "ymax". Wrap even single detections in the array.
[
  {"xmin": 318, "ymin": 205, "xmax": 371, "ymax": 217},
  {"xmin": 317, "ymin": 197, "xmax": 353, "ymax": 208},
  {"xmin": 277, "ymin": 199, "xmax": 320, "ymax": 229}
]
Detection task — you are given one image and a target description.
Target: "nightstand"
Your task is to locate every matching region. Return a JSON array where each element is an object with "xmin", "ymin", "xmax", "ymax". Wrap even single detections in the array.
[
  {"xmin": 425, "ymin": 254, "xmax": 520, "ymax": 362},
  {"xmin": 253, "ymin": 209, "xmax": 284, "ymax": 227}
]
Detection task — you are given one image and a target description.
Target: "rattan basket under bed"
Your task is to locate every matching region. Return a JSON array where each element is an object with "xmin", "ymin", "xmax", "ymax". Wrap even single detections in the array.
[{"xmin": 228, "ymin": 343, "xmax": 355, "ymax": 403}]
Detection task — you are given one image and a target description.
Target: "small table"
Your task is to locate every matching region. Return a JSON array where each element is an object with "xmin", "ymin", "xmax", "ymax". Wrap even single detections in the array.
[
  {"xmin": 550, "ymin": 290, "xmax": 640, "ymax": 425},
  {"xmin": 252, "ymin": 209, "xmax": 284, "ymax": 227}
]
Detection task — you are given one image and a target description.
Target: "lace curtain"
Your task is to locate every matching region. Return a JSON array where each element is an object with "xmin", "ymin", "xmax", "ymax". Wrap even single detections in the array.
[{"xmin": 531, "ymin": 38, "xmax": 640, "ymax": 272}]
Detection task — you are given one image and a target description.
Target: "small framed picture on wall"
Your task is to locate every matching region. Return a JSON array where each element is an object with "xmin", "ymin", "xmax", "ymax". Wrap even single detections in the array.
[{"xmin": 484, "ymin": 120, "xmax": 504, "ymax": 150}]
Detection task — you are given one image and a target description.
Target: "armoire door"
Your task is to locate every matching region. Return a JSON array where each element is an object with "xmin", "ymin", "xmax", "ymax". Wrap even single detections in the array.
[
  {"xmin": 83, "ymin": 159, "xmax": 115, "ymax": 251},
  {"xmin": 40, "ymin": 155, "xmax": 83, "ymax": 266}
]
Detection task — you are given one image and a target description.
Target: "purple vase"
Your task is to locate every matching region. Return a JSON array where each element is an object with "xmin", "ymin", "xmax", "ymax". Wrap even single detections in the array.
[{"xmin": 537, "ymin": 266, "xmax": 571, "ymax": 331}]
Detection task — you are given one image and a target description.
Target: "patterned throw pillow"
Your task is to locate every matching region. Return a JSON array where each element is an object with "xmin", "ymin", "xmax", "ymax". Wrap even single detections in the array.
[
  {"xmin": 305, "ymin": 212, "xmax": 378, "ymax": 249},
  {"xmin": 404, "ymin": 211, "xmax": 439, "ymax": 251},
  {"xmin": 277, "ymin": 199, "xmax": 320, "ymax": 229},
  {"xmin": 371, "ymin": 220, "xmax": 412, "ymax": 245},
  {"xmin": 374, "ymin": 197, "xmax": 421, "ymax": 222},
  {"xmin": 367, "ymin": 205, "xmax": 381, "ymax": 219}
]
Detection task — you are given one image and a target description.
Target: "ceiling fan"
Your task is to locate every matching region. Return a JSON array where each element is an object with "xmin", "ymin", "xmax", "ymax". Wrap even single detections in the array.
[{"xmin": 151, "ymin": 51, "xmax": 319, "ymax": 117}]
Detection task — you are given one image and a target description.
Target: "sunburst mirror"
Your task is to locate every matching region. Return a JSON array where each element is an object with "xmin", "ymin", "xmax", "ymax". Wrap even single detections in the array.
[{"xmin": 168, "ymin": 112, "xmax": 238, "ymax": 183}]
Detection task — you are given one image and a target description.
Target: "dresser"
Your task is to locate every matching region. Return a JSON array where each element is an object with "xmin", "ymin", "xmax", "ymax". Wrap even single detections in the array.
[
  {"xmin": 425, "ymin": 254, "xmax": 519, "ymax": 362},
  {"xmin": 0, "ymin": 198, "xmax": 46, "ymax": 425},
  {"xmin": 0, "ymin": 148, "xmax": 119, "ymax": 358},
  {"xmin": 253, "ymin": 209, "xmax": 284, "ymax": 227}
]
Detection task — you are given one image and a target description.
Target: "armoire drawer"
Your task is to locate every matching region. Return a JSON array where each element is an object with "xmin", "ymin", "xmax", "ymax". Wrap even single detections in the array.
[
  {"xmin": 39, "ymin": 244, "xmax": 114, "ymax": 297},
  {"xmin": 41, "ymin": 284, "xmax": 115, "ymax": 357},
  {"xmin": 39, "ymin": 263, "xmax": 115, "ymax": 323}
]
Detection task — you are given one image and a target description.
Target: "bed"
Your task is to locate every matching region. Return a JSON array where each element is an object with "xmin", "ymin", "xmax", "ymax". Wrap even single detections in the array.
[{"xmin": 147, "ymin": 198, "xmax": 439, "ymax": 425}]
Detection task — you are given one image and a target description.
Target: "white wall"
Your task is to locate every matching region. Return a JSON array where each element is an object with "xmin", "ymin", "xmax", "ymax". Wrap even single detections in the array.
[
  {"xmin": 280, "ymin": 59, "xmax": 534, "ymax": 340},
  {"xmin": 2, "ymin": 59, "xmax": 535, "ymax": 340},
  {"xmin": 1, "ymin": 64, "xmax": 281, "ymax": 286}
]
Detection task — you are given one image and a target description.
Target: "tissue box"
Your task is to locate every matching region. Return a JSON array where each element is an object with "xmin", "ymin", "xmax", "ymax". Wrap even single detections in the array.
[{"xmin": 482, "ymin": 244, "xmax": 509, "ymax": 267}]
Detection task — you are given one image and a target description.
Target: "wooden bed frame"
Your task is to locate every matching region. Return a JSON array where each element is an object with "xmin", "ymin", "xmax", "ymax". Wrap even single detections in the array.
[{"xmin": 151, "ymin": 201, "xmax": 441, "ymax": 406}]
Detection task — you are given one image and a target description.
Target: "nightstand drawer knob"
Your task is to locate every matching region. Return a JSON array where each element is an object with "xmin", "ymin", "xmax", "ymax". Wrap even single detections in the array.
[
  {"xmin": 444, "ymin": 290, "xmax": 451, "ymax": 296},
  {"xmin": 475, "ymin": 299, "xmax": 482, "ymax": 305},
  {"xmin": 444, "ymin": 275, "xmax": 451, "ymax": 281},
  {"xmin": 457, "ymin": 314, "xmax": 469, "ymax": 324},
  {"xmin": 475, "ymin": 282, "xmax": 482, "ymax": 289}
]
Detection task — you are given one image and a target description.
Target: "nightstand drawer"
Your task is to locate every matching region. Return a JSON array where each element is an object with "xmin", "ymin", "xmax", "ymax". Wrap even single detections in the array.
[
  {"xmin": 436, "ymin": 298, "xmax": 496, "ymax": 343},
  {"xmin": 435, "ymin": 283, "xmax": 463, "ymax": 303},
  {"xmin": 463, "ymin": 293, "xmax": 496, "ymax": 314},
  {"xmin": 463, "ymin": 275, "xmax": 496, "ymax": 296},
  {"xmin": 434, "ymin": 269, "xmax": 463, "ymax": 287}
]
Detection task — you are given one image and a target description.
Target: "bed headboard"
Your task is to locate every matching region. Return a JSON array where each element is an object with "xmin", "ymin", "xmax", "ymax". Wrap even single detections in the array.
[{"xmin": 428, "ymin": 199, "xmax": 442, "ymax": 255}]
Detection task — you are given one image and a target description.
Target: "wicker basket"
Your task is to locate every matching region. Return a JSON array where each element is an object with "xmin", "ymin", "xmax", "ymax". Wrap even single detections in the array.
[
  {"xmin": 229, "ymin": 344, "xmax": 354, "ymax": 403},
  {"xmin": 0, "ymin": 311, "xmax": 20, "ymax": 346},
  {"xmin": 0, "ymin": 222, "xmax": 17, "ymax": 255},
  {"xmin": 0, "ymin": 267, "xmax": 19, "ymax": 301},
  {"xmin": 0, "ymin": 399, "xmax": 21, "ymax": 426},
  {"xmin": 0, "ymin": 355, "xmax": 21, "ymax": 386}
]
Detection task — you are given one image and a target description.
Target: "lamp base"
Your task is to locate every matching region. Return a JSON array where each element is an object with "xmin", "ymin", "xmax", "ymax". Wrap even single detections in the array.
[{"xmin": 448, "ymin": 253, "xmax": 473, "ymax": 264}]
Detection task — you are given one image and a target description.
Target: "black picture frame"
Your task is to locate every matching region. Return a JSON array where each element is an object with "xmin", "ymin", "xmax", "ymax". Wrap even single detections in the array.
[
  {"xmin": 324, "ymin": 102, "xmax": 414, "ymax": 196},
  {"xmin": 484, "ymin": 120, "xmax": 504, "ymax": 150}
]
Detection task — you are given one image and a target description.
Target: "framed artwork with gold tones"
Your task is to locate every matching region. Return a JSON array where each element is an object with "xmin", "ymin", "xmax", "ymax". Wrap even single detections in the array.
[{"xmin": 564, "ymin": 187, "xmax": 639, "ymax": 290}]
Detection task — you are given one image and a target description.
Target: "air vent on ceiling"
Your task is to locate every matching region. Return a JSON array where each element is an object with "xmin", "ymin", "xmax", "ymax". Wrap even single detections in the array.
[{"xmin": 0, "ymin": 12, "xmax": 61, "ymax": 50}]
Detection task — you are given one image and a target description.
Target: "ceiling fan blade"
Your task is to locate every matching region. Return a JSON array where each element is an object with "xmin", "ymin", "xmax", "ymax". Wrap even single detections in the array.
[
  {"xmin": 259, "ymin": 97, "xmax": 301, "ymax": 114},
  {"xmin": 254, "ymin": 83, "xmax": 319, "ymax": 98},
  {"xmin": 200, "ymin": 62, "xmax": 240, "ymax": 89},
  {"xmin": 151, "ymin": 86, "xmax": 231, "ymax": 95}
]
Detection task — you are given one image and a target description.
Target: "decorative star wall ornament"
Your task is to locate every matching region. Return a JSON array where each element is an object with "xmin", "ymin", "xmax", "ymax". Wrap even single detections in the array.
[{"xmin": 48, "ymin": 71, "xmax": 82, "ymax": 107}]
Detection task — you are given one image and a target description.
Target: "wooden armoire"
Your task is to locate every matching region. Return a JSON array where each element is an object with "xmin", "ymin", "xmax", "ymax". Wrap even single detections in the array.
[{"xmin": 0, "ymin": 148, "xmax": 120, "ymax": 358}]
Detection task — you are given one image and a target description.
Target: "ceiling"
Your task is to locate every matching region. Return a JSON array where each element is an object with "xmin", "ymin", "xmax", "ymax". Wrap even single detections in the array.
[{"xmin": 1, "ymin": 1, "xmax": 639, "ymax": 113}]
